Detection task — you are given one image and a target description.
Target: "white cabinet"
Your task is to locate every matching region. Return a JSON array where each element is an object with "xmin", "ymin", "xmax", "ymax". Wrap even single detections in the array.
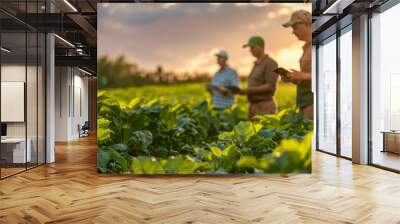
[{"xmin": 1, "ymin": 138, "xmax": 32, "ymax": 163}]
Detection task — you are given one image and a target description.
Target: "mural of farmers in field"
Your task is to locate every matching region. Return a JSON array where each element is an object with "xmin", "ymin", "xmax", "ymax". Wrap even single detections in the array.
[
  {"xmin": 97, "ymin": 3, "xmax": 313, "ymax": 175},
  {"xmin": 282, "ymin": 10, "xmax": 314, "ymax": 119},
  {"xmin": 239, "ymin": 36, "xmax": 279, "ymax": 120},
  {"xmin": 206, "ymin": 50, "xmax": 240, "ymax": 110}
]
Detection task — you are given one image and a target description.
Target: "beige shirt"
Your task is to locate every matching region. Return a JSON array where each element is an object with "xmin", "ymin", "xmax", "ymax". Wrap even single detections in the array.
[
  {"xmin": 296, "ymin": 41, "xmax": 313, "ymax": 108},
  {"xmin": 247, "ymin": 54, "xmax": 278, "ymax": 103},
  {"xmin": 300, "ymin": 42, "xmax": 312, "ymax": 73}
]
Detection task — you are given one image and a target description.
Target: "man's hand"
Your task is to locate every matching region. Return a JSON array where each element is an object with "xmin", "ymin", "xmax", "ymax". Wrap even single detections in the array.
[
  {"xmin": 206, "ymin": 83, "xmax": 214, "ymax": 93},
  {"xmin": 215, "ymin": 87, "xmax": 231, "ymax": 96},
  {"xmin": 281, "ymin": 76, "xmax": 292, "ymax": 83},
  {"xmin": 238, "ymin": 88, "xmax": 247, "ymax": 95},
  {"xmin": 287, "ymin": 69, "xmax": 311, "ymax": 82}
]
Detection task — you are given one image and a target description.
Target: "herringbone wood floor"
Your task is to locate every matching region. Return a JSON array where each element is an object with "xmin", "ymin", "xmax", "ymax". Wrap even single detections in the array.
[{"xmin": 1, "ymin": 136, "xmax": 400, "ymax": 224}]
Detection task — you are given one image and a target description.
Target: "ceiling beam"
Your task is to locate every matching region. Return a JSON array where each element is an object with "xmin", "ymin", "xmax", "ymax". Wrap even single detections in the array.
[
  {"xmin": 67, "ymin": 13, "xmax": 97, "ymax": 46},
  {"xmin": 55, "ymin": 55, "xmax": 96, "ymax": 73}
]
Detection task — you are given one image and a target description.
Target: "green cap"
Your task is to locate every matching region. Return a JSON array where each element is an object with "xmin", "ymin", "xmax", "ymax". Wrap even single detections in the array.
[{"xmin": 243, "ymin": 36, "xmax": 264, "ymax": 48}]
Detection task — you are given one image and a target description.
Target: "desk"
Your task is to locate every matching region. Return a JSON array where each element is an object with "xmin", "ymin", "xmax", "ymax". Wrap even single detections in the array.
[
  {"xmin": 1, "ymin": 138, "xmax": 31, "ymax": 163},
  {"xmin": 382, "ymin": 131, "xmax": 400, "ymax": 154}
]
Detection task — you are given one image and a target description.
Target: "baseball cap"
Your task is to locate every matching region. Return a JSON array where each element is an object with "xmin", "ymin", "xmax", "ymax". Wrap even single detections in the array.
[
  {"xmin": 282, "ymin": 10, "xmax": 311, "ymax": 28},
  {"xmin": 242, "ymin": 36, "xmax": 264, "ymax": 48},
  {"xmin": 215, "ymin": 50, "xmax": 229, "ymax": 59}
]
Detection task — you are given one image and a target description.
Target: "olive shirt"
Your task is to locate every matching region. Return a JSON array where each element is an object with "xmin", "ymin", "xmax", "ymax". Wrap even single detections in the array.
[
  {"xmin": 296, "ymin": 41, "xmax": 313, "ymax": 108},
  {"xmin": 247, "ymin": 55, "xmax": 278, "ymax": 103}
]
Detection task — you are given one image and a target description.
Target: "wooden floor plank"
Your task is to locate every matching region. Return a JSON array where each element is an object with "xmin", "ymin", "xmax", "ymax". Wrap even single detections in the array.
[{"xmin": 0, "ymin": 136, "xmax": 400, "ymax": 224}]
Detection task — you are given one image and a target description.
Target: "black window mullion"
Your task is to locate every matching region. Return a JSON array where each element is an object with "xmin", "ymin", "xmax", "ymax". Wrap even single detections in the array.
[
  {"xmin": 36, "ymin": 0, "xmax": 39, "ymax": 168},
  {"xmin": 315, "ymin": 44, "xmax": 320, "ymax": 151},
  {"xmin": 336, "ymin": 27, "xmax": 341, "ymax": 157},
  {"xmin": 43, "ymin": 0, "xmax": 48, "ymax": 165},
  {"xmin": 24, "ymin": 0, "xmax": 28, "ymax": 171},
  {"xmin": 367, "ymin": 10, "xmax": 373, "ymax": 165}
]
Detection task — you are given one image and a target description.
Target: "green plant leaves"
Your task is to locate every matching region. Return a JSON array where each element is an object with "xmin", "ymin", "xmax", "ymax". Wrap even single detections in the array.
[
  {"xmin": 129, "ymin": 130, "xmax": 153, "ymax": 155},
  {"xmin": 97, "ymin": 93, "xmax": 313, "ymax": 174},
  {"xmin": 232, "ymin": 121, "xmax": 262, "ymax": 143},
  {"xmin": 131, "ymin": 156, "xmax": 164, "ymax": 174},
  {"xmin": 98, "ymin": 148, "xmax": 130, "ymax": 173},
  {"xmin": 163, "ymin": 155, "xmax": 201, "ymax": 174}
]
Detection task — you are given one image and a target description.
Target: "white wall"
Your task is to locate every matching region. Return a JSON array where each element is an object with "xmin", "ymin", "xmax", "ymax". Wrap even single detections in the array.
[
  {"xmin": 1, "ymin": 66, "xmax": 26, "ymax": 136},
  {"xmin": 1, "ymin": 65, "xmax": 34, "ymax": 138},
  {"xmin": 55, "ymin": 66, "xmax": 69, "ymax": 141},
  {"xmin": 1, "ymin": 64, "xmax": 46, "ymax": 164},
  {"xmin": 55, "ymin": 67, "xmax": 89, "ymax": 141}
]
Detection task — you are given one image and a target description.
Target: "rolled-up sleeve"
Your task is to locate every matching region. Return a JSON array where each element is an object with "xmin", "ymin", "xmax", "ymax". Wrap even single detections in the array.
[
  {"xmin": 264, "ymin": 61, "xmax": 278, "ymax": 91},
  {"xmin": 229, "ymin": 70, "xmax": 240, "ymax": 87}
]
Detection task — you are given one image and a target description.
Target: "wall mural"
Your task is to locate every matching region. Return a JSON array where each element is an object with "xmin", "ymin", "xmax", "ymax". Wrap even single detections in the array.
[{"xmin": 97, "ymin": 3, "xmax": 314, "ymax": 174}]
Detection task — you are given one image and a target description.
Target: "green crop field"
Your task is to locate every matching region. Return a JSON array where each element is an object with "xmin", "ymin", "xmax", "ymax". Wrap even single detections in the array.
[
  {"xmin": 97, "ymin": 82, "xmax": 313, "ymax": 174},
  {"xmin": 101, "ymin": 82, "xmax": 296, "ymax": 112}
]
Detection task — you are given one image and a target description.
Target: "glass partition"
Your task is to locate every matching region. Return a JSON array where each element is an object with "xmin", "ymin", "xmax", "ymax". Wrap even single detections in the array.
[
  {"xmin": 339, "ymin": 27, "xmax": 352, "ymax": 158},
  {"xmin": 370, "ymin": 3, "xmax": 400, "ymax": 171},
  {"xmin": 27, "ymin": 30, "xmax": 38, "ymax": 169},
  {"xmin": 317, "ymin": 35, "xmax": 337, "ymax": 154},
  {"xmin": 1, "ymin": 30, "xmax": 28, "ymax": 177},
  {"xmin": 0, "ymin": 1, "xmax": 46, "ymax": 179}
]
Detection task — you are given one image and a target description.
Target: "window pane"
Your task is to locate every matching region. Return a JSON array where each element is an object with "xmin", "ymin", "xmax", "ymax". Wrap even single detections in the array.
[
  {"xmin": 371, "ymin": 3, "xmax": 400, "ymax": 171},
  {"xmin": 27, "ymin": 31, "xmax": 38, "ymax": 169},
  {"xmin": 1, "ymin": 31, "xmax": 27, "ymax": 177},
  {"xmin": 339, "ymin": 28, "xmax": 352, "ymax": 158},
  {"xmin": 317, "ymin": 36, "xmax": 337, "ymax": 154}
]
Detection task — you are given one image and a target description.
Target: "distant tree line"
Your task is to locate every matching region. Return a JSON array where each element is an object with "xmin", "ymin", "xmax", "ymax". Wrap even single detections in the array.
[{"xmin": 98, "ymin": 55, "xmax": 212, "ymax": 88}]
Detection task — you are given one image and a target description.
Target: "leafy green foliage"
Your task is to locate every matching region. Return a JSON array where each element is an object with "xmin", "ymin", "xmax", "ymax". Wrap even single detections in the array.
[
  {"xmin": 236, "ymin": 133, "xmax": 313, "ymax": 173},
  {"xmin": 101, "ymin": 82, "xmax": 296, "ymax": 113},
  {"xmin": 97, "ymin": 90, "xmax": 313, "ymax": 174}
]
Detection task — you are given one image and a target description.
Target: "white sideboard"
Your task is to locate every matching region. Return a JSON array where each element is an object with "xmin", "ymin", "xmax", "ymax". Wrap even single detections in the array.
[{"xmin": 1, "ymin": 138, "xmax": 32, "ymax": 163}]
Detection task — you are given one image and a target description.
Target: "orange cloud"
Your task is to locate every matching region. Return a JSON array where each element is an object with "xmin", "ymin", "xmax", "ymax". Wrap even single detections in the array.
[{"xmin": 98, "ymin": 3, "xmax": 311, "ymax": 77}]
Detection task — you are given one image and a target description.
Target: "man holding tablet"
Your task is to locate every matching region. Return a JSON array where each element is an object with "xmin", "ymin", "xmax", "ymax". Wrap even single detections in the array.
[
  {"xmin": 240, "ymin": 36, "xmax": 279, "ymax": 120},
  {"xmin": 282, "ymin": 10, "xmax": 313, "ymax": 119}
]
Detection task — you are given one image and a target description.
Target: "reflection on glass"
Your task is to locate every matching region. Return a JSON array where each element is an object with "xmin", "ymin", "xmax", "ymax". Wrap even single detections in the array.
[
  {"xmin": 317, "ymin": 36, "xmax": 337, "ymax": 154},
  {"xmin": 371, "ymin": 3, "xmax": 400, "ymax": 171},
  {"xmin": 340, "ymin": 29, "xmax": 352, "ymax": 158},
  {"xmin": 27, "ymin": 31, "xmax": 38, "ymax": 169},
  {"xmin": 0, "ymin": 1, "xmax": 46, "ymax": 179},
  {"xmin": 1, "ymin": 31, "xmax": 27, "ymax": 177}
]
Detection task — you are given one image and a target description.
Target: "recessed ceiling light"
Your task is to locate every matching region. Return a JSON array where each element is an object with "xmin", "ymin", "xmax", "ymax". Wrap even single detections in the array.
[
  {"xmin": 78, "ymin": 67, "xmax": 92, "ymax": 76},
  {"xmin": 54, "ymin": 34, "xmax": 75, "ymax": 48},
  {"xmin": 1, "ymin": 47, "xmax": 11, "ymax": 53},
  {"xmin": 322, "ymin": 0, "xmax": 354, "ymax": 15},
  {"xmin": 63, "ymin": 0, "xmax": 78, "ymax": 12}
]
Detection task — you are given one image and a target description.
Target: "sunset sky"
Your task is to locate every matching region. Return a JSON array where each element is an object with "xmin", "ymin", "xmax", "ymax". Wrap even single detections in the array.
[{"xmin": 98, "ymin": 3, "xmax": 311, "ymax": 76}]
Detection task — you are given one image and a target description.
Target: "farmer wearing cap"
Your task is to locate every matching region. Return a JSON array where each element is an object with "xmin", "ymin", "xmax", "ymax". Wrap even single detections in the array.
[
  {"xmin": 239, "ymin": 36, "xmax": 279, "ymax": 120},
  {"xmin": 206, "ymin": 50, "xmax": 240, "ymax": 110},
  {"xmin": 282, "ymin": 10, "xmax": 313, "ymax": 119}
]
